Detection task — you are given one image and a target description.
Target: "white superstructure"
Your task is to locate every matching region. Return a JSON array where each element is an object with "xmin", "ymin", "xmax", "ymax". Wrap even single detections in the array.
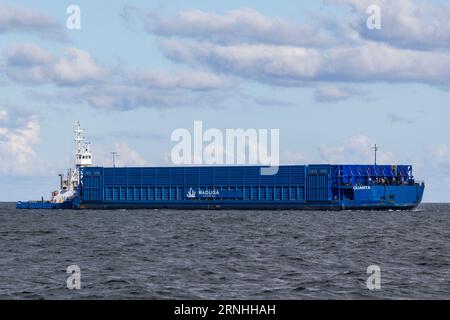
[
  {"xmin": 74, "ymin": 121, "xmax": 92, "ymax": 167},
  {"xmin": 51, "ymin": 121, "xmax": 93, "ymax": 203}
]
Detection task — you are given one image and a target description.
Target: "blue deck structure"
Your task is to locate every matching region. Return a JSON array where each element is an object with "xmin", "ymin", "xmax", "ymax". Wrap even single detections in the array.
[{"xmin": 74, "ymin": 164, "xmax": 424, "ymax": 210}]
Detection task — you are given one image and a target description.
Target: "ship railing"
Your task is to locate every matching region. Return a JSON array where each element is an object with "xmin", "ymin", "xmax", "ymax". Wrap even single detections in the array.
[{"xmin": 339, "ymin": 180, "xmax": 418, "ymax": 187}]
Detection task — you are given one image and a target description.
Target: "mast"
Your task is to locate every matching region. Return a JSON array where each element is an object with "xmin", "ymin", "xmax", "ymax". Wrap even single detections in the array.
[
  {"xmin": 111, "ymin": 151, "xmax": 119, "ymax": 168},
  {"xmin": 373, "ymin": 144, "xmax": 379, "ymax": 166},
  {"xmin": 74, "ymin": 121, "xmax": 92, "ymax": 167}
]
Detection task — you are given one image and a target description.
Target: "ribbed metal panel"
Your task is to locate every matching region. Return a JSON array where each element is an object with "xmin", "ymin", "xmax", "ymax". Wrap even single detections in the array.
[
  {"xmin": 80, "ymin": 165, "xmax": 307, "ymax": 203},
  {"xmin": 307, "ymin": 165, "xmax": 331, "ymax": 202}
]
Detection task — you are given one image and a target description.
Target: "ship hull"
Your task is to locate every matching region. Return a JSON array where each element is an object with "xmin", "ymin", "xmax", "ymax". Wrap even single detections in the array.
[
  {"xmin": 77, "ymin": 184, "xmax": 424, "ymax": 210},
  {"xmin": 16, "ymin": 200, "xmax": 75, "ymax": 210},
  {"xmin": 77, "ymin": 202, "xmax": 420, "ymax": 211}
]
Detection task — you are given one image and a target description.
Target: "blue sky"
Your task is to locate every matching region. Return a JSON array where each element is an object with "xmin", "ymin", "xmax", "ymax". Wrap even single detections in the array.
[{"xmin": 0, "ymin": 0, "xmax": 449, "ymax": 201}]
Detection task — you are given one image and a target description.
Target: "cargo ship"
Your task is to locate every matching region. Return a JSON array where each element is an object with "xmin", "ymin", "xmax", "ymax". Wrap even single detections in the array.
[{"xmin": 16, "ymin": 122, "xmax": 425, "ymax": 210}]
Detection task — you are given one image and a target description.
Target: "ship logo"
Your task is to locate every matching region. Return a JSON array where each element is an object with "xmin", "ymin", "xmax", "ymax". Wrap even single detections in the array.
[
  {"xmin": 186, "ymin": 187, "xmax": 196, "ymax": 199},
  {"xmin": 199, "ymin": 189, "xmax": 220, "ymax": 197}
]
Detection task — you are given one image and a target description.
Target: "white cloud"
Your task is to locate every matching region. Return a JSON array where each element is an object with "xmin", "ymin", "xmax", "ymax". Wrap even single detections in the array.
[
  {"xmin": 0, "ymin": 111, "xmax": 44, "ymax": 175},
  {"xmin": 73, "ymin": 82, "xmax": 229, "ymax": 110},
  {"xmin": 2, "ymin": 43, "xmax": 232, "ymax": 110},
  {"xmin": 5, "ymin": 43, "xmax": 55, "ymax": 66},
  {"xmin": 133, "ymin": 69, "xmax": 228, "ymax": 90},
  {"xmin": 94, "ymin": 142, "xmax": 148, "ymax": 167},
  {"xmin": 160, "ymin": 40, "xmax": 450, "ymax": 86},
  {"xmin": 314, "ymin": 85, "xmax": 362, "ymax": 103},
  {"xmin": 282, "ymin": 150, "xmax": 309, "ymax": 164},
  {"xmin": 160, "ymin": 40, "xmax": 323, "ymax": 85},
  {"xmin": 318, "ymin": 135, "xmax": 394, "ymax": 164},
  {"xmin": 113, "ymin": 142, "xmax": 148, "ymax": 167},
  {"xmin": 137, "ymin": 2, "xmax": 450, "ymax": 98},
  {"xmin": 1, "ymin": 44, "xmax": 235, "ymax": 113},
  {"xmin": 328, "ymin": 0, "xmax": 450, "ymax": 50},
  {"xmin": 4, "ymin": 2, "xmax": 450, "ymax": 112},
  {"xmin": 143, "ymin": 7, "xmax": 336, "ymax": 48},
  {"xmin": 3, "ymin": 45, "xmax": 106, "ymax": 85},
  {"xmin": 51, "ymin": 48, "xmax": 107, "ymax": 85},
  {"xmin": 0, "ymin": 4, "xmax": 64, "ymax": 40}
]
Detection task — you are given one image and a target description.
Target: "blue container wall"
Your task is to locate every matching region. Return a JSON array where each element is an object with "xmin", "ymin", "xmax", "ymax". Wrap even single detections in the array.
[
  {"xmin": 306, "ymin": 165, "xmax": 332, "ymax": 202},
  {"xmin": 81, "ymin": 169, "xmax": 102, "ymax": 201},
  {"xmin": 81, "ymin": 165, "xmax": 307, "ymax": 203},
  {"xmin": 80, "ymin": 164, "xmax": 417, "ymax": 204}
]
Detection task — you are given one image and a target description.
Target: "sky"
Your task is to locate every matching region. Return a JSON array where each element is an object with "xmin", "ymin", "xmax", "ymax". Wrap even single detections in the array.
[{"xmin": 0, "ymin": 0, "xmax": 449, "ymax": 202}]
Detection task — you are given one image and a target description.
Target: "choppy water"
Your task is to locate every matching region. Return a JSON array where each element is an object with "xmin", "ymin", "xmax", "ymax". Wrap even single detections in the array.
[{"xmin": 0, "ymin": 202, "xmax": 449, "ymax": 299}]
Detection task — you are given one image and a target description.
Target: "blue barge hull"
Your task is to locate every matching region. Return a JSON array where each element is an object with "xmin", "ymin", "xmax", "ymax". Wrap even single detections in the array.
[
  {"xmin": 16, "ymin": 200, "xmax": 75, "ymax": 209},
  {"xmin": 72, "ymin": 164, "xmax": 424, "ymax": 210}
]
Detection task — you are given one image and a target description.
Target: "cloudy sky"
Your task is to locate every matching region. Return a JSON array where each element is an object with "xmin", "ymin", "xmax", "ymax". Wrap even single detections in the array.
[{"xmin": 0, "ymin": 0, "xmax": 449, "ymax": 201}]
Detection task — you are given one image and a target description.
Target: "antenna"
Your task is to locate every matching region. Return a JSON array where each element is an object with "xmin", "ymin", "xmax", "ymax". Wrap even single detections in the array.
[
  {"xmin": 111, "ymin": 152, "xmax": 119, "ymax": 167},
  {"xmin": 373, "ymin": 144, "xmax": 379, "ymax": 165}
]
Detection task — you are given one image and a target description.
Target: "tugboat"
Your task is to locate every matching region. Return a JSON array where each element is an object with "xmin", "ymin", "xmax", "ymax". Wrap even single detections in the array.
[{"xmin": 16, "ymin": 121, "xmax": 92, "ymax": 209}]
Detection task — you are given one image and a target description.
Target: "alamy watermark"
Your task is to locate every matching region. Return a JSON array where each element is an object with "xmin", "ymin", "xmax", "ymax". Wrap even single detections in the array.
[
  {"xmin": 66, "ymin": 264, "xmax": 81, "ymax": 289},
  {"xmin": 366, "ymin": 5, "xmax": 381, "ymax": 30},
  {"xmin": 66, "ymin": 5, "xmax": 81, "ymax": 30},
  {"xmin": 170, "ymin": 121, "xmax": 280, "ymax": 175},
  {"xmin": 366, "ymin": 265, "xmax": 381, "ymax": 290}
]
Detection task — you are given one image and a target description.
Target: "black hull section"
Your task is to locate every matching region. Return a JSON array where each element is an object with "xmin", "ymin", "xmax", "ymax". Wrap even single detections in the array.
[{"xmin": 78, "ymin": 202, "xmax": 419, "ymax": 211}]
